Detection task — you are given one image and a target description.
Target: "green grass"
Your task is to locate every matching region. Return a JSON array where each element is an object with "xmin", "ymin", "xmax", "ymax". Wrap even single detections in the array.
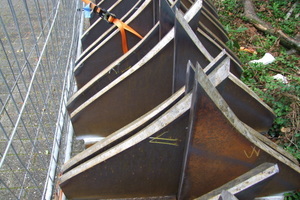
[
  {"xmin": 215, "ymin": 0, "xmax": 300, "ymax": 156},
  {"xmin": 255, "ymin": 0, "xmax": 300, "ymax": 37},
  {"xmin": 213, "ymin": 0, "xmax": 300, "ymax": 198}
]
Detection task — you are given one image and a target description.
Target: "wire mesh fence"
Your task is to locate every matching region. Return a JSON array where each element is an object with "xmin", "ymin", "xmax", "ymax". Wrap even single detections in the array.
[{"xmin": 0, "ymin": 0, "xmax": 82, "ymax": 199}]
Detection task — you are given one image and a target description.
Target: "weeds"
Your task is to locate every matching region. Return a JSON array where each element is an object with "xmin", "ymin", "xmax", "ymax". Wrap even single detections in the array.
[
  {"xmin": 213, "ymin": 0, "xmax": 300, "ymax": 198},
  {"xmin": 255, "ymin": 0, "xmax": 300, "ymax": 37},
  {"xmin": 284, "ymin": 191, "xmax": 300, "ymax": 200},
  {"xmin": 215, "ymin": 0, "xmax": 300, "ymax": 156}
]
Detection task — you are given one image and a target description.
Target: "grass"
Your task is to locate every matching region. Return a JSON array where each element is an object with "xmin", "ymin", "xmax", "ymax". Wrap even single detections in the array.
[
  {"xmin": 255, "ymin": 0, "xmax": 300, "ymax": 37},
  {"xmin": 212, "ymin": 0, "xmax": 300, "ymax": 198}
]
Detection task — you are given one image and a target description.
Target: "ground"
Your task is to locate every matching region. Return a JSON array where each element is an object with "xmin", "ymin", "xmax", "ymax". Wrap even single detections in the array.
[{"xmin": 211, "ymin": 0, "xmax": 300, "ymax": 161}]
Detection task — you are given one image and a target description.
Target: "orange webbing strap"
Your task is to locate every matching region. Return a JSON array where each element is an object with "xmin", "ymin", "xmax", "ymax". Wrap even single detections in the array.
[
  {"xmin": 107, "ymin": 16, "xmax": 143, "ymax": 53},
  {"xmin": 81, "ymin": 0, "xmax": 143, "ymax": 53}
]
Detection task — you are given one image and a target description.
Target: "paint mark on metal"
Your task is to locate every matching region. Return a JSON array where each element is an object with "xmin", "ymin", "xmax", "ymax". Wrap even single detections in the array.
[
  {"xmin": 149, "ymin": 131, "xmax": 179, "ymax": 146},
  {"xmin": 244, "ymin": 146, "xmax": 260, "ymax": 158}
]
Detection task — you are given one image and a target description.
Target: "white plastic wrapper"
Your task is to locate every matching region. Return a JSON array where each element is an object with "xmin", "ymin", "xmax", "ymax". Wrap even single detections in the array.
[
  {"xmin": 273, "ymin": 74, "xmax": 288, "ymax": 84},
  {"xmin": 249, "ymin": 53, "xmax": 276, "ymax": 65}
]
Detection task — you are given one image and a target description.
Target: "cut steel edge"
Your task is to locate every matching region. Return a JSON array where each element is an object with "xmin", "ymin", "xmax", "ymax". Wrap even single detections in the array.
[
  {"xmin": 196, "ymin": 62, "xmax": 300, "ymax": 173},
  {"xmin": 75, "ymin": 0, "xmax": 153, "ymax": 71},
  {"xmin": 70, "ymin": 0, "xmax": 204, "ymax": 119},
  {"xmin": 59, "ymin": 92, "xmax": 192, "ymax": 184},
  {"xmin": 195, "ymin": 163, "xmax": 280, "ymax": 200},
  {"xmin": 62, "ymin": 86, "xmax": 186, "ymax": 173},
  {"xmin": 67, "ymin": 22, "xmax": 160, "ymax": 112}
]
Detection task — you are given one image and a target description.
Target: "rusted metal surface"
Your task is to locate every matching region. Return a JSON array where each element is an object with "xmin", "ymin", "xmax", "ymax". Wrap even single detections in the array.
[
  {"xmin": 173, "ymin": 10, "xmax": 242, "ymax": 91},
  {"xmin": 198, "ymin": 7, "xmax": 229, "ymax": 43},
  {"xmin": 159, "ymin": 0, "xmax": 177, "ymax": 38},
  {"xmin": 71, "ymin": 34, "xmax": 174, "ymax": 138},
  {"xmin": 59, "ymin": 94, "xmax": 192, "ymax": 199},
  {"xmin": 178, "ymin": 63, "xmax": 300, "ymax": 200},
  {"xmin": 196, "ymin": 26, "xmax": 241, "ymax": 66},
  {"xmin": 68, "ymin": 23, "xmax": 160, "ymax": 113},
  {"xmin": 82, "ymin": 0, "xmax": 142, "ymax": 50},
  {"xmin": 68, "ymin": 0, "xmax": 218, "ymax": 115},
  {"xmin": 181, "ymin": 0, "xmax": 218, "ymax": 18},
  {"xmin": 62, "ymin": 87, "xmax": 185, "ymax": 173},
  {"xmin": 185, "ymin": 55, "xmax": 275, "ymax": 132},
  {"xmin": 72, "ymin": 0, "xmax": 227, "ymax": 115},
  {"xmin": 181, "ymin": 0, "xmax": 193, "ymax": 9},
  {"xmin": 74, "ymin": 0, "xmax": 157, "ymax": 89},
  {"xmin": 59, "ymin": 1, "xmax": 300, "ymax": 199},
  {"xmin": 218, "ymin": 191, "xmax": 239, "ymax": 200},
  {"xmin": 67, "ymin": 0, "xmax": 174, "ymax": 114},
  {"xmin": 70, "ymin": 0, "xmax": 204, "ymax": 139},
  {"xmin": 197, "ymin": 163, "xmax": 279, "ymax": 200},
  {"xmin": 202, "ymin": 0, "xmax": 219, "ymax": 18},
  {"xmin": 64, "ymin": 4, "xmax": 274, "ymax": 173},
  {"xmin": 215, "ymin": 72, "xmax": 275, "ymax": 132}
]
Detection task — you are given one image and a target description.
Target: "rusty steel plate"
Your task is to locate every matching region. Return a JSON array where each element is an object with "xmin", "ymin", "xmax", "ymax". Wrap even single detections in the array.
[
  {"xmin": 180, "ymin": 1, "xmax": 226, "ymax": 42},
  {"xmin": 77, "ymin": 0, "xmax": 142, "ymax": 66},
  {"xmin": 213, "ymin": 66, "xmax": 276, "ymax": 132},
  {"xmin": 94, "ymin": 0, "xmax": 117, "ymax": 9},
  {"xmin": 196, "ymin": 163, "xmax": 279, "ymax": 199},
  {"xmin": 67, "ymin": 0, "xmax": 175, "ymax": 114},
  {"xmin": 202, "ymin": 0, "xmax": 219, "ymax": 18},
  {"xmin": 198, "ymin": 50, "xmax": 275, "ymax": 132},
  {"xmin": 75, "ymin": 0, "xmax": 222, "ymax": 89},
  {"xmin": 62, "ymin": 87, "xmax": 185, "ymax": 173},
  {"xmin": 185, "ymin": 53, "xmax": 275, "ymax": 132},
  {"xmin": 159, "ymin": 0, "xmax": 177, "ymax": 39},
  {"xmin": 196, "ymin": 25, "xmax": 242, "ymax": 68},
  {"xmin": 178, "ymin": 63, "xmax": 300, "ymax": 199},
  {"xmin": 180, "ymin": 0, "xmax": 194, "ymax": 10},
  {"xmin": 71, "ymin": 33, "xmax": 175, "ymax": 138},
  {"xmin": 68, "ymin": 23, "xmax": 160, "ymax": 114},
  {"xmin": 59, "ymin": 94, "xmax": 192, "ymax": 199},
  {"xmin": 173, "ymin": 11, "xmax": 242, "ymax": 91},
  {"xmin": 82, "ymin": 0, "xmax": 142, "ymax": 51},
  {"xmin": 198, "ymin": 6, "xmax": 229, "ymax": 43},
  {"xmin": 74, "ymin": 0, "xmax": 158, "ymax": 89},
  {"xmin": 69, "ymin": 0, "xmax": 204, "ymax": 138}
]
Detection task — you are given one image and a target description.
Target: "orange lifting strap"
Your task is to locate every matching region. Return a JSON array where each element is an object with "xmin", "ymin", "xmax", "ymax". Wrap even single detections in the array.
[{"xmin": 81, "ymin": 0, "xmax": 143, "ymax": 53}]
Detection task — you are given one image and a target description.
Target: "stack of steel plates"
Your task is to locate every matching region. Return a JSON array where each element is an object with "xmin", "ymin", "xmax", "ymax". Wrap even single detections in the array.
[{"xmin": 59, "ymin": 0, "xmax": 300, "ymax": 199}]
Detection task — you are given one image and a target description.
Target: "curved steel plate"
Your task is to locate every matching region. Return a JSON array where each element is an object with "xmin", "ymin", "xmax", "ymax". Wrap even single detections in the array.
[
  {"xmin": 62, "ymin": 87, "xmax": 185, "ymax": 173},
  {"xmin": 68, "ymin": 23, "xmax": 160, "ymax": 113},
  {"xmin": 173, "ymin": 11, "xmax": 242, "ymax": 92},
  {"xmin": 186, "ymin": 55, "xmax": 275, "ymax": 132},
  {"xmin": 59, "ymin": 94, "xmax": 192, "ymax": 199},
  {"xmin": 68, "ymin": 0, "xmax": 175, "ymax": 113},
  {"xmin": 198, "ymin": 7, "xmax": 229, "ymax": 43},
  {"xmin": 70, "ymin": 0, "xmax": 204, "ymax": 138},
  {"xmin": 75, "ymin": 0, "xmax": 157, "ymax": 88},
  {"xmin": 82, "ymin": 0, "xmax": 142, "ymax": 50},
  {"xmin": 178, "ymin": 63, "xmax": 300, "ymax": 199}
]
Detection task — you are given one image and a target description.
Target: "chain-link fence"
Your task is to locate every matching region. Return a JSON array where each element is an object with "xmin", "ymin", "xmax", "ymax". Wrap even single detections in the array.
[{"xmin": 0, "ymin": 0, "xmax": 82, "ymax": 199}]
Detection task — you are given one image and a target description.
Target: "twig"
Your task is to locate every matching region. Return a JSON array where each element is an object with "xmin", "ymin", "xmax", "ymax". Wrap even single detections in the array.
[
  {"xmin": 285, "ymin": 1, "xmax": 298, "ymax": 20},
  {"xmin": 242, "ymin": 0, "xmax": 300, "ymax": 52},
  {"xmin": 268, "ymin": 68, "xmax": 293, "ymax": 75},
  {"xmin": 282, "ymin": 93, "xmax": 300, "ymax": 102}
]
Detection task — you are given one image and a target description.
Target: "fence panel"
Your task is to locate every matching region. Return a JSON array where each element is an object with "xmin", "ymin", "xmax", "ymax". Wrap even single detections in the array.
[{"xmin": 0, "ymin": 0, "xmax": 81, "ymax": 199}]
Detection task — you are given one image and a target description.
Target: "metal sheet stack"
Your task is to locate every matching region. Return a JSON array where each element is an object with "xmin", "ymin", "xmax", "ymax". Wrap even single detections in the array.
[{"xmin": 59, "ymin": 0, "xmax": 300, "ymax": 199}]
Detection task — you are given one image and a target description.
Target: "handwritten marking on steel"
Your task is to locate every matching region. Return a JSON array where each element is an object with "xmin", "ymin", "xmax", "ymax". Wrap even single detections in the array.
[
  {"xmin": 121, "ymin": 66, "xmax": 132, "ymax": 73},
  {"xmin": 149, "ymin": 131, "xmax": 179, "ymax": 146},
  {"xmin": 244, "ymin": 146, "xmax": 261, "ymax": 158}
]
